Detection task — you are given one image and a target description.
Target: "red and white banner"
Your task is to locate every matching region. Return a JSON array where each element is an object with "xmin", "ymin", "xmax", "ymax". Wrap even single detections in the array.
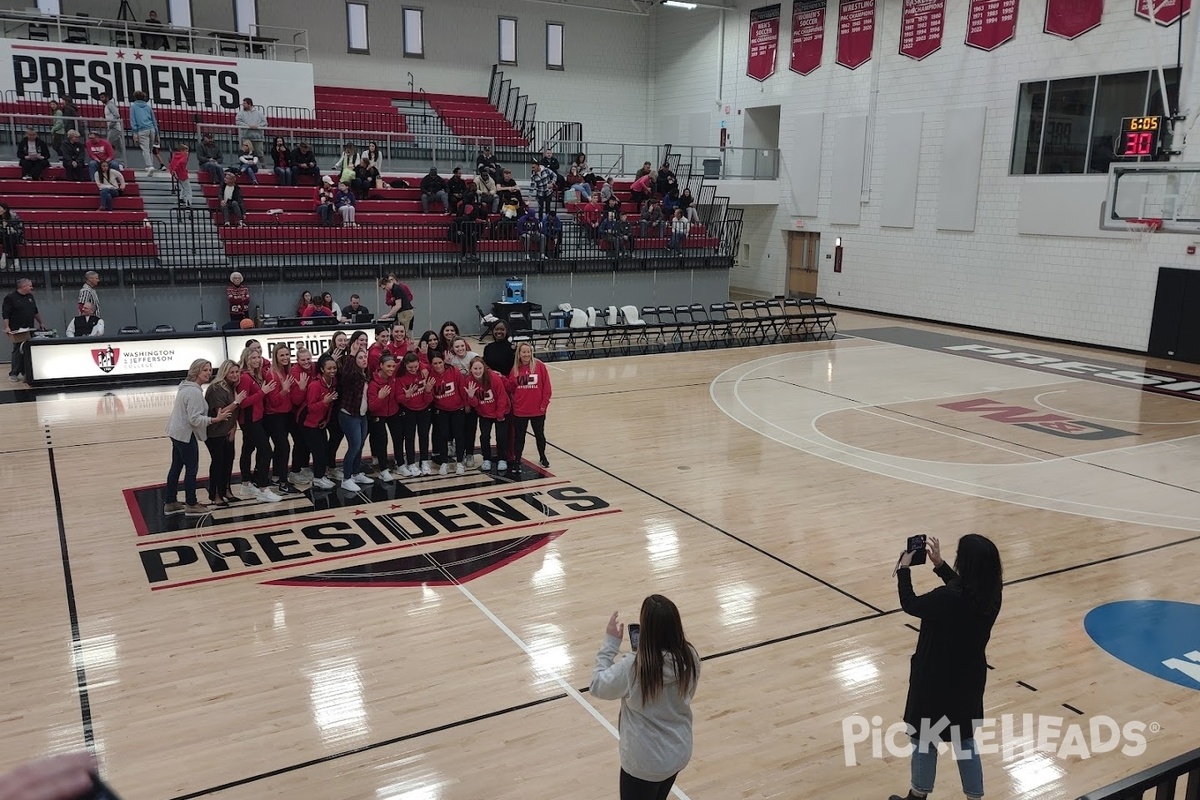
[
  {"xmin": 790, "ymin": 0, "xmax": 827, "ymax": 75},
  {"xmin": 965, "ymin": 0, "xmax": 1019, "ymax": 50},
  {"xmin": 1135, "ymin": 0, "xmax": 1190, "ymax": 24},
  {"xmin": 1044, "ymin": 0, "xmax": 1103, "ymax": 38},
  {"xmin": 836, "ymin": 0, "xmax": 876, "ymax": 69},
  {"xmin": 899, "ymin": 0, "xmax": 945, "ymax": 59},
  {"xmin": 747, "ymin": 4, "xmax": 782, "ymax": 82}
]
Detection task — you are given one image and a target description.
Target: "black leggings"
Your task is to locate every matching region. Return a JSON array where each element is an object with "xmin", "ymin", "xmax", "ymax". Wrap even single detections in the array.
[
  {"xmin": 400, "ymin": 407, "xmax": 431, "ymax": 465},
  {"xmin": 302, "ymin": 426, "xmax": 330, "ymax": 479},
  {"xmin": 512, "ymin": 415, "xmax": 547, "ymax": 467},
  {"xmin": 620, "ymin": 769, "xmax": 677, "ymax": 800},
  {"xmin": 432, "ymin": 408, "xmax": 466, "ymax": 464},
  {"xmin": 477, "ymin": 417, "xmax": 510, "ymax": 462},
  {"xmin": 369, "ymin": 414, "xmax": 404, "ymax": 469},
  {"xmin": 326, "ymin": 411, "xmax": 344, "ymax": 471},
  {"xmin": 290, "ymin": 414, "xmax": 310, "ymax": 472},
  {"xmin": 263, "ymin": 412, "xmax": 291, "ymax": 483},
  {"xmin": 238, "ymin": 418, "xmax": 271, "ymax": 487},
  {"xmin": 462, "ymin": 409, "xmax": 477, "ymax": 458},
  {"xmin": 205, "ymin": 435, "xmax": 235, "ymax": 501}
]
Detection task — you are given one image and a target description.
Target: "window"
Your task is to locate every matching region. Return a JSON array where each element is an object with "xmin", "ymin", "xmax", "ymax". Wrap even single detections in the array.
[
  {"xmin": 35, "ymin": 0, "xmax": 60, "ymax": 14},
  {"xmin": 403, "ymin": 7, "xmax": 423, "ymax": 58},
  {"xmin": 347, "ymin": 2, "xmax": 369, "ymax": 54},
  {"xmin": 1011, "ymin": 69, "xmax": 1180, "ymax": 175},
  {"xmin": 233, "ymin": 0, "xmax": 257, "ymax": 35},
  {"xmin": 546, "ymin": 22, "xmax": 564, "ymax": 70},
  {"xmin": 499, "ymin": 17, "xmax": 517, "ymax": 65},
  {"xmin": 167, "ymin": 0, "xmax": 192, "ymax": 27}
]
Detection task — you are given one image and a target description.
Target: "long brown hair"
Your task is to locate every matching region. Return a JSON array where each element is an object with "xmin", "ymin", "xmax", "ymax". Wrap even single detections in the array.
[
  {"xmin": 469, "ymin": 356, "xmax": 492, "ymax": 392},
  {"xmin": 634, "ymin": 594, "xmax": 698, "ymax": 703}
]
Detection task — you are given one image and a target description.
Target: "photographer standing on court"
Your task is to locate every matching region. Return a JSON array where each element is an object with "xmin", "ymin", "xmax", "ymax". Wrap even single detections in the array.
[
  {"xmin": 890, "ymin": 535, "xmax": 1003, "ymax": 800},
  {"xmin": 591, "ymin": 594, "xmax": 700, "ymax": 800}
]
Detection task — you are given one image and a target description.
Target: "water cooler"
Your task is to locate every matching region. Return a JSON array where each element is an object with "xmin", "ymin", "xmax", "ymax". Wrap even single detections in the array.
[{"xmin": 504, "ymin": 277, "xmax": 525, "ymax": 304}]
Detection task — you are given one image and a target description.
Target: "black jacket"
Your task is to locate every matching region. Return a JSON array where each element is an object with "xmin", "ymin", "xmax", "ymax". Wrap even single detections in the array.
[
  {"xmin": 62, "ymin": 139, "xmax": 87, "ymax": 167},
  {"xmin": 18, "ymin": 138, "xmax": 50, "ymax": 161},
  {"xmin": 2, "ymin": 290, "xmax": 38, "ymax": 329},
  {"xmin": 292, "ymin": 147, "xmax": 317, "ymax": 169},
  {"xmin": 421, "ymin": 174, "xmax": 447, "ymax": 194},
  {"xmin": 539, "ymin": 154, "xmax": 560, "ymax": 173},
  {"xmin": 483, "ymin": 339, "xmax": 515, "ymax": 375},
  {"xmin": 898, "ymin": 562, "xmax": 1000, "ymax": 741},
  {"xmin": 217, "ymin": 184, "xmax": 244, "ymax": 205}
]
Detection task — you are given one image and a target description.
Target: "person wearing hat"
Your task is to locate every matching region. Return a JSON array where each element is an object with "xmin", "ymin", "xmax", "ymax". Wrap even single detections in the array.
[
  {"xmin": 227, "ymin": 272, "xmax": 251, "ymax": 328},
  {"xmin": 196, "ymin": 131, "xmax": 225, "ymax": 185},
  {"xmin": 292, "ymin": 141, "xmax": 321, "ymax": 185},
  {"xmin": 420, "ymin": 167, "xmax": 448, "ymax": 214},
  {"xmin": 314, "ymin": 175, "xmax": 336, "ymax": 225}
]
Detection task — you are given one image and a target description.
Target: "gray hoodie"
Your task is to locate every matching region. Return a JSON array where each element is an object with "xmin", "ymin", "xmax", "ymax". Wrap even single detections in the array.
[
  {"xmin": 165, "ymin": 380, "xmax": 212, "ymax": 444},
  {"xmin": 590, "ymin": 634, "xmax": 699, "ymax": 782}
]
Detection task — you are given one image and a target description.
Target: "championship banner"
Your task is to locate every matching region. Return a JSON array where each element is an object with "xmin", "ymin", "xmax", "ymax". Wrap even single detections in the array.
[
  {"xmin": 1044, "ymin": 0, "xmax": 1103, "ymax": 38},
  {"xmin": 790, "ymin": 0, "xmax": 827, "ymax": 75},
  {"xmin": 747, "ymin": 4, "xmax": 782, "ymax": 82},
  {"xmin": 1135, "ymin": 0, "xmax": 1190, "ymax": 24},
  {"xmin": 0, "ymin": 39, "xmax": 314, "ymax": 110},
  {"xmin": 965, "ymin": 0, "xmax": 1019, "ymax": 50},
  {"xmin": 836, "ymin": 0, "xmax": 876, "ymax": 69},
  {"xmin": 899, "ymin": 0, "xmax": 945, "ymax": 60}
]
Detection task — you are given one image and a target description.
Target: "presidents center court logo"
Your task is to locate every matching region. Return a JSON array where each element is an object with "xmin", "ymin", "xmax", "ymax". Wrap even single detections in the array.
[
  {"xmin": 125, "ymin": 465, "xmax": 622, "ymax": 591},
  {"xmin": 92, "ymin": 346, "xmax": 120, "ymax": 373}
]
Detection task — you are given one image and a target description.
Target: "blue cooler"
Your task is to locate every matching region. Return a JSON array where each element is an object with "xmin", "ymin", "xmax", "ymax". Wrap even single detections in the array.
[{"xmin": 505, "ymin": 277, "xmax": 525, "ymax": 304}]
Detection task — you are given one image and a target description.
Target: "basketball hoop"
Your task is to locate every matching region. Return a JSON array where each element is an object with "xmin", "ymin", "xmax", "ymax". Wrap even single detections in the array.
[{"xmin": 1125, "ymin": 217, "xmax": 1164, "ymax": 240}]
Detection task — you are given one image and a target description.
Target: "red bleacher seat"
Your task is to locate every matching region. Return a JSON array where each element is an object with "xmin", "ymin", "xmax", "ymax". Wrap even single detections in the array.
[
  {"xmin": 0, "ymin": 180, "xmax": 141, "ymax": 197},
  {"xmin": 24, "ymin": 224, "xmax": 153, "ymax": 243},
  {"xmin": 7, "ymin": 195, "xmax": 144, "ymax": 211},
  {"xmin": 0, "ymin": 167, "xmax": 137, "ymax": 182},
  {"xmin": 14, "ymin": 210, "xmax": 147, "ymax": 224},
  {"xmin": 23, "ymin": 242, "xmax": 158, "ymax": 258}
]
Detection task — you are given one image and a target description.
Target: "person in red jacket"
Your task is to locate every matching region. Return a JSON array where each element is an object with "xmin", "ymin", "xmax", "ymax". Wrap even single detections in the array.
[
  {"xmin": 366, "ymin": 354, "xmax": 403, "ymax": 482},
  {"xmin": 465, "ymin": 357, "xmax": 511, "ymax": 474},
  {"xmin": 300, "ymin": 355, "xmax": 340, "ymax": 490},
  {"xmin": 236, "ymin": 348, "xmax": 282, "ymax": 502},
  {"xmin": 395, "ymin": 352, "xmax": 435, "ymax": 476},
  {"xmin": 226, "ymin": 272, "xmax": 250, "ymax": 327},
  {"xmin": 168, "ymin": 143, "xmax": 193, "ymax": 207},
  {"xmin": 429, "ymin": 351, "xmax": 468, "ymax": 475},
  {"xmin": 509, "ymin": 341, "xmax": 552, "ymax": 478},
  {"xmin": 629, "ymin": 172, "xmax": 654, "ymax": 210},
  {"xmin": 262, "ymin": 344, "xmax": 298, "ymax": 496},
  {"xmin": 387, "ymin": 320, "xmax": 412, "ymax": 361},
  {"xmin": 287, "ymin": 346, "xmax": 318, "ymax": 482},
  {"xmin": 367, "ymin": 324, "xmax": 391, "ymax": 374}
]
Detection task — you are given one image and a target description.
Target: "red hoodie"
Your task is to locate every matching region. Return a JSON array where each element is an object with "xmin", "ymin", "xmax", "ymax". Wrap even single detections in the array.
[
  {"xmin": 395, "ymin": 368, "xmax": 433, "ymax": 412},
  {"xmin": 168, "ymin": 149, "xmax": 189, "ymax": 181},
  {"xmin": 301, "ymin": 376, "xmax": 336, "ymax": 429},
  {"xmin": 262, "ymin": 366, "xmax": 294, "ymax": 415},
  {"xmin": 386, "ymin": 338, "xmax": 410, "ymax": 362},
  {"xmin": 466, "ymin": 371, "xmax": 511, "ymax": 420},
  {"xmin": 237, "ymin": 371, "xmax": 266, "ymax": 423},
  {"xmin": 289, "ymin": 362, "xmax": 317, "ymax": 408},
  {"xmin": 367, "ymin": 342, "xmax": 388, "ymax": 374},
  {"xmin": 430, "ymin": 368, "xmax": 466, "ymax": 412},
  {"xmin": 510, "ymin": 359, "xmax": 552, "ymax": 418},
  {"xmin": 366, "ymin": 372, "xmax": 401, "ymax": 417}
]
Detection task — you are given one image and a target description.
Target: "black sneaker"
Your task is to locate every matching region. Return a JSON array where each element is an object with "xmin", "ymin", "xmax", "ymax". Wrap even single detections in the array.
[
  {"xmin": 276, "ymin": 482, "xmax": 297, "ymax": 495},
  {"xmin": 538, "ymin": 456, "xmax": 550, "ymax": 468}
]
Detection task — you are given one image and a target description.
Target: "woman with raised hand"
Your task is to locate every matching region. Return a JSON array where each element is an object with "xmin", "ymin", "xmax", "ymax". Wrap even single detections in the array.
[
  {"xmin": 591, "ymin": 595, "xmax": 701, "ymax": 800},
  {"xmin": 300, "ymin": 355, "xmax": 340, "ymax": 490},
  {"xmin": 261, "ymin": 344, "xmax": 298, "ymax": 496},
  {"xmin": 396, "ymin": 351, "xmax": 435, "ymax": 476},
  {"xmin": 164, "ymin": 359, "xmax": 235, "ymax": 517},
  {"xmin": 236, "ymin": 348, "xmax": 282, "ymax": 503},
  {"xmin": 464, "ymin": 356, "xmax": 510, "ymax": 474},
  {"xmin": 204, "ymin": 359, "xmax": 247, "ymax": 508},
  {"xmin": 889, "ymin": 535, "xmax": 1003, "ymax": 800},
  {"xmin": 367, "ymin": 353, "xmax": 403, "ymax": 482}
]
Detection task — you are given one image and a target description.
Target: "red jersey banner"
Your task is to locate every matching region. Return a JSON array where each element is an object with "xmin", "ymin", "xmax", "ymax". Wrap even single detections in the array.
[
  {"xmin": 965, "ymin": 0, "xmax": 1019, "ymax": 50},
  {"xmin": 836, "ymin": 0, "xmax": 876, "ymax": 69},
  {"xmin": 747, "ymin": 4, "xmax": 782, "ymax": 82},
  {"xmin": 1135, "ymin": 0, "xmax": 1190, "ymax": 24},
  {"xmin": 899, "ymin": 0, "xmax": 946, "ymax": 60},
  {"xmin": 1044, "ymin": 0, "xmax": 1103, "ymax": 38},
  {"xmin": 790, "ymin": 0, "xmax": 827, "ymax": 75}
]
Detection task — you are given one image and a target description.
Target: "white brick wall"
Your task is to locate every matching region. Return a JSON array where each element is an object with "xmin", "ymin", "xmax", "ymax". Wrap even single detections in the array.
[{"xmin": 653, "ymin": 0, "xmax": 1200, "ymax": 350}]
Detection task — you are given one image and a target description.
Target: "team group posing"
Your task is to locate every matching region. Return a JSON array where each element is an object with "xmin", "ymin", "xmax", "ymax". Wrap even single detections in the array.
[{"xmin": 164, "ymin": 319, "xmax": 551, "ymax": 515}]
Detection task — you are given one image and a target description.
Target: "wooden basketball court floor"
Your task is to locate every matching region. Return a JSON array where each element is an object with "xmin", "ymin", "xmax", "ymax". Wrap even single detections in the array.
[{"xmin": 1, "ymin": 309, "xmax": 1199, "ymax": 800}]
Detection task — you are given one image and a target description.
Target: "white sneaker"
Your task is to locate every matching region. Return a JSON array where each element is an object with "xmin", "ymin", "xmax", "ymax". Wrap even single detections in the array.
[
  {"xmin": 438, "ymin": 463, "xmax": 448, "ymax": 476},
  {"xmin": 312, "ymin": 476, "xmax": 335, "ymax": 489},
  {"xmin": 456, "ymin": 462, "xmax": 465, "ymax": 475},
  {"xmin": 396, "ymin": 464, "xmax": 412, "ymax": 477},
  {"xmin": 288, "ymin": 471, "xmax": 307, "ymax": 484},
  {"xmin": 340, "ymin": 478, "xmax": 361, "ymax": 492},
  {"xmin": 497, "ymin": 460, "xmax": 508, "ymax": 472},
  {"xmin": 330, "ymin": 467, "xmax": 343, "ymax": 480},
  {"xmin": 352, "ymin": 472, "xmax": 374, "ymax": 485},
  {"xmin": 257, "ymin": 487, "xmax": 282, "ymax": 503},
  {"xmin": 145, "ymin": 167, "xmax": 155, "ymax": 177},
  {"xmin": 379, "ymin": 469, "xmax": 395, "ymax": 482},
  {"xmin": 300, "ymin": 467, "xmax": 314, "ymax": 480},
  {"xmin": 420, "ymin": 461, "xmax": 432, "ymax": 476},
  {"xmin": 480, "ymin": 460, "xmax": 492, "ymax": 472},
  {"xmin": 238, "ymin": 482, "xmax": 256, "ymax": 499}
]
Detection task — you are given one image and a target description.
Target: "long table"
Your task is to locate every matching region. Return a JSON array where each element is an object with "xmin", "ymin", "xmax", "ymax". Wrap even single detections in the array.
[{"xmin": 26, "ymin": 325, "xmax": 352, "ymax": 386}]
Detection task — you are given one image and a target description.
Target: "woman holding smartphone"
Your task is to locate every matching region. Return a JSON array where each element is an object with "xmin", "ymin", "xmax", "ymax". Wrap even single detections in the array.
[
  {"xmin": 890, "ymin": 535, "xmax": 1003, "ymax": 800},
  {"xmin": 591, "ymin": 595, "xmax": 700, "ymax": 800}
]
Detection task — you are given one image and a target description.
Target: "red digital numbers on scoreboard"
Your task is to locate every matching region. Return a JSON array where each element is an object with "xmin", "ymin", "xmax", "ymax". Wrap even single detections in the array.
[{"xmin": 1117, "ymin": 116, "xmax": 1163, "ymax": 158}]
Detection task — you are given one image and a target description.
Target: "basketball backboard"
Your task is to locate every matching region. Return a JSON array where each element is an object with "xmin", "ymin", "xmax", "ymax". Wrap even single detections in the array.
[{"xmin": 1102, "ymin": 162, "xmax": 1200, "ymax": 234}]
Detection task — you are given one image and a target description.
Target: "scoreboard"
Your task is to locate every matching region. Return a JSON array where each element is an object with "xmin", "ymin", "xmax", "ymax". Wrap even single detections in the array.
[{"xmin": 1116, "ymin": 116, "xmax": 1164, "ymax": 158}]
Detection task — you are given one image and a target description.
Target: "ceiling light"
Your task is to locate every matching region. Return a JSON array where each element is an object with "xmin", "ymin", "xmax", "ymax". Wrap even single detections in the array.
[{"xmin": 663, "ymin": 1, "xmax": 698, "ymax": 8}]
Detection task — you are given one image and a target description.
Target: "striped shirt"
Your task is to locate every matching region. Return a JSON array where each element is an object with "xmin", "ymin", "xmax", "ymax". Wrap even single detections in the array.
[{"xmin": 78, "ymin": 283, "xmax": 99, "ymax": 315}]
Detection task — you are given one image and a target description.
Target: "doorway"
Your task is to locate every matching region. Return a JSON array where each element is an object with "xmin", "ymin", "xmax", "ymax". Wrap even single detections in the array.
[{"xmin": 786, "ymin": 230, "xmax": 820, "ymax": 298}]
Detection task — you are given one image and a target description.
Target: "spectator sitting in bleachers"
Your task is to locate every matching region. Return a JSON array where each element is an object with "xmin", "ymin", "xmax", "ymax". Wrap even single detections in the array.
[
  {"xmin": 474, "ymin": 167, "xmax": 498, "ymax": 213},
  {"xmin": 61, "ymin": 130, "xmax": 89, "ymax": 182},
  {"xmin": 571, "ymin": 152, "xmax": 596, "ymax": 183},
  {"xmin": 334, "ymin": 180, "xmax": 358, "ymax": 226},
  {"xmin": 602, "ymin": 195, "xmax": 622, "ymax": 223},
  {"xmin": 237, "ymin": 139, "xmax": 260, "ymax": 185},
  {"xmin": 421, "ymin": 168, "xmax": 449, "ymax": 214},
  {"xmin": 605, "ymin": 213, "xmax": 634, "ymax": 256},
  {"xmin": 86, "ymin": 131, "xmax": 118, "ymax": 179},
  {"xmin": 332, "ymin": 143, "xmax": 358, "ymax": 184},
  {"xmin": 629, "ymin": 172, "xmax": 654, "ymax": 210},
  {"xmin": 581, "ymin": 194, "xmax": 604, "ymax": 241},
  {"xmin": 314, "ymin": 175, "xmax": 336, "ymax": 225},
  {"xmin": 363, "ymin": 142, "xmax": 383, "ymax": 171},
  {"xmin": 353, "ymin": 156, "xmax": 381, "ymax": 201},
  {"xmin": 66, "ymin": 301, "xmax": 104, "ymax": 338},
  {"xmin": 538, "ymin": 148, "xmax": 560, "ymax": 180},
  {"xmin": 17, "ymin": 129, "xmax": 50, "ymax": 181},
  {"xmin": 196, "ymin": 131, "xmax": 224, "ymax": 185},
  {"xmin": 292, "ymin": 141, "xmax": 320, "ymax": 185},
  {"xmin": 639, "ymin": 198, "xmax": 665, "ymax": 239},
  {"xmin": 235, "ymin": 98, "xmax": 267, "ymax": 159},
  {"xmin": 600, "ymin": 176, "xmax": 616, "ymax": 203},
  {"xmin": 476, "ymin": 146, "xmax": 500, "ymax": 181},
  {"xmin": 668, "ymin": 208, "xmax": 691, "ymax": 252},
  {"xmin": 662, "ymin": 188, "xmax": 678, "ymax": 217},
  {"xmin": 519, "ymin": 207, "xmax": 545, "ymax": 260},
  {"xmin": 496, "ymin": 168, "xmax": 523, "ymax": 214},
  {"xmin": 95, "ymin": 160, "xmax": 127, "ymax": 211},
  {"xmin": 0, "ymin": 204, "xmax": 24, "ymax": 269},
  {"xmin": 530, "ymin": 163, "xmax": 556, "ymax": 219},
  {"xmin": 452, "ymin": 188, "xmax": 489, "ymax": 262},
  {"xmin": 543, "ymin": 210, "xmax": 562, "ymax": 258},
  {"xmin": 271, "ymin": 137, "xmax": 294, "ymax": 186},
  {"xmin": 678, "ymin": 187, "xmax": 699, "ymax": 223},
  {"xmin": 636, "ymin": 160, "xmax": 653, "ymax": 179},
  {"xmin": 447, "ymin": 167, "xmax": 467, "ymax": 213},
  {"xmin": 656, "ymin": 161, "xmax": 677, "ymax": 196},
  {"xmin": 566, "ymin": 166, "xmax": 592, "ymax": 202},
  {"xmin": 219, "ymin": 171, "xmax": 246, "ymax": 227},
  {"xmin": 60, "ymin": 98, "xmax": 79, "ymax": 136}
]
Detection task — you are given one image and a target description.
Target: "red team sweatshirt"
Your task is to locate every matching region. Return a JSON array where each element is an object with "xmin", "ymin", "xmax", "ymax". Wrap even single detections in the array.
[
  {"xmin": 237, "ymin": 371, "xmax": 266, "ymax": 423},
  {"xmin": 395, "ymin": 369, "xmax": 434, "ymax": 412},
  {"xmin": 302, "ymin": 377, "xmax": 336, "ymax": 429},
  {"xmin": 262, "ymin": 367, "xmax": 294, "ymax": 415},
  {"xmin": 510, "ymin": 360, "xmax": 552, "ymax": 418},
  {"xmin": 366, "ymin": 373, "xmax": 401, "ymax": 417},
  {"xmin": 431, "ymin": 368, "xmax": 466, "ymax": 412},
  {"xmin": 466, "ymin": 372, "xmax": 511, "ymax": 420}
]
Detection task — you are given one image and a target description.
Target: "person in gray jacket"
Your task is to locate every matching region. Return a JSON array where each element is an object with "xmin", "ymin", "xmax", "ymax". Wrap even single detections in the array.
[
  {"xmin": 235, "ymin": 98, "xmax": 268, "ymax": 158},
  {"xmin": 164, "ymin": 359, "xmax": 238, "ymax": 516},
  {"xmin": 591, "ymin": 594, "xmax": 701, "ymax": 800}
]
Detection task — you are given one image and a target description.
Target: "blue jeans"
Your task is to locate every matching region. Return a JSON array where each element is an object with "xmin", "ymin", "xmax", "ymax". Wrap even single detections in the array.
[
  {"xmin": 99, "ymin": 186, "xmax": 121, "ymax": 210},
  {"xmin": 274, "ymin": 166, "xmax": 293, "ymax": 186},
  {"xmin": 339, "ymin": 411, "xmax": 368, "ymax": 477},
  {"xmin": 240, "ymin": 163, "xmax": 258, "ymax": 184},
  {"xmin": 166, "ymin": 435, "xmax": 199, "ymax": 505},
  {"xmin": 910, "ymin": 736, "xmax": 983, "ymax": 799}
]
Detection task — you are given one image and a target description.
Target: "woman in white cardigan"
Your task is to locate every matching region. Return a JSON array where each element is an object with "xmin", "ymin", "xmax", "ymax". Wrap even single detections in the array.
[{"xmin": 163, "ymin": 359, "xmax": 239, "ymax": 516}]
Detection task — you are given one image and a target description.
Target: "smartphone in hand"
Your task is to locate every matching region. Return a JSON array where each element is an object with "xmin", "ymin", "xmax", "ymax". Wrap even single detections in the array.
[
  {"xmin": 906, "ymin": 534, "xmax": 928, "ymax": 566},
  {"xmin": 628, "ymin": 623, "xmax": 640, "ymax": 653}
]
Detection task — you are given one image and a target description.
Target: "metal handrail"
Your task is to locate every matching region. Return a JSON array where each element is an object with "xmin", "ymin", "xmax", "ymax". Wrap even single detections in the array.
[{"xmin": 1077, "ymin": 745, "xmax": 1200, "ymax": 799}]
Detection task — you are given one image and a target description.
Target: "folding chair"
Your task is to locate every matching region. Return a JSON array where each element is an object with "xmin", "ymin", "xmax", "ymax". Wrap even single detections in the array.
[
  {"xmin": 27, "ymin": 23, "xmax": 50, "ymax": 41},
  {"xmin": 805, "ymin": 297, "xmax": 838, "ymax": 339},
  {"xmin": 707, "ymin": 303, "xmax": 734, "ymax": 349},
  {"xmin": 737, "ymin": 301, "xmax": 768, "ymax": 345},
  {"xmin": 656, "ymin": 305, "xmax": 684, "ymax": 351},
  {"xmin": 640, "ymin": 306, "xmax": 666, "ymax": 353},
  {"xmin": 686, "ymin": 303, "xmax": 714, "ymax": 350},
  {"xmin": 765, "ymin": 297, "xmax": 793, "ymax": 342},
  {"xmin": 752, "ymin": 300, "xmax": 785, "ymax": 344},
  {"xmin": 673, "ymin": 305, "xmax": 699, "ymax": 351},
  {"xmin": 782, "ymin": 298, "xmax": 815, "ymax": 341},
  {"xmin": 64, "ymin": 16, "xmax": 91, "ymax": 45},
  {"xmin": 476, "ymin": 304, "xmax": 498, "ymax": 342},
  {"xmin": 546, "ymin": 310, "xmax": 573, "ymax": 358}
]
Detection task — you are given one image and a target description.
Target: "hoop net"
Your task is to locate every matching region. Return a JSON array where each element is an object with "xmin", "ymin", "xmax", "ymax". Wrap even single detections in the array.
[{"xmin": 1124, "ymin": 217, "xmax": 1164, "ymax": 240}]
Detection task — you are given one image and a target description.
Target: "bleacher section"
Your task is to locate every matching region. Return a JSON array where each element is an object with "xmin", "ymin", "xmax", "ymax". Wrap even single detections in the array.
[{"xmin": 424, "ymin": 96, "xmax": 529, "ymax": 147}]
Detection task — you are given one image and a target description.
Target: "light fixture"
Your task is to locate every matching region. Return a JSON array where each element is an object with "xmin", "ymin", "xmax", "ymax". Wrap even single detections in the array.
[
  {"xmin": 663, "ymin": 1, "xmax": 698, "ymax": 8},
  {"xmin": 835, "ymin": 237, "xmax": 842, "ymax": 247}
]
